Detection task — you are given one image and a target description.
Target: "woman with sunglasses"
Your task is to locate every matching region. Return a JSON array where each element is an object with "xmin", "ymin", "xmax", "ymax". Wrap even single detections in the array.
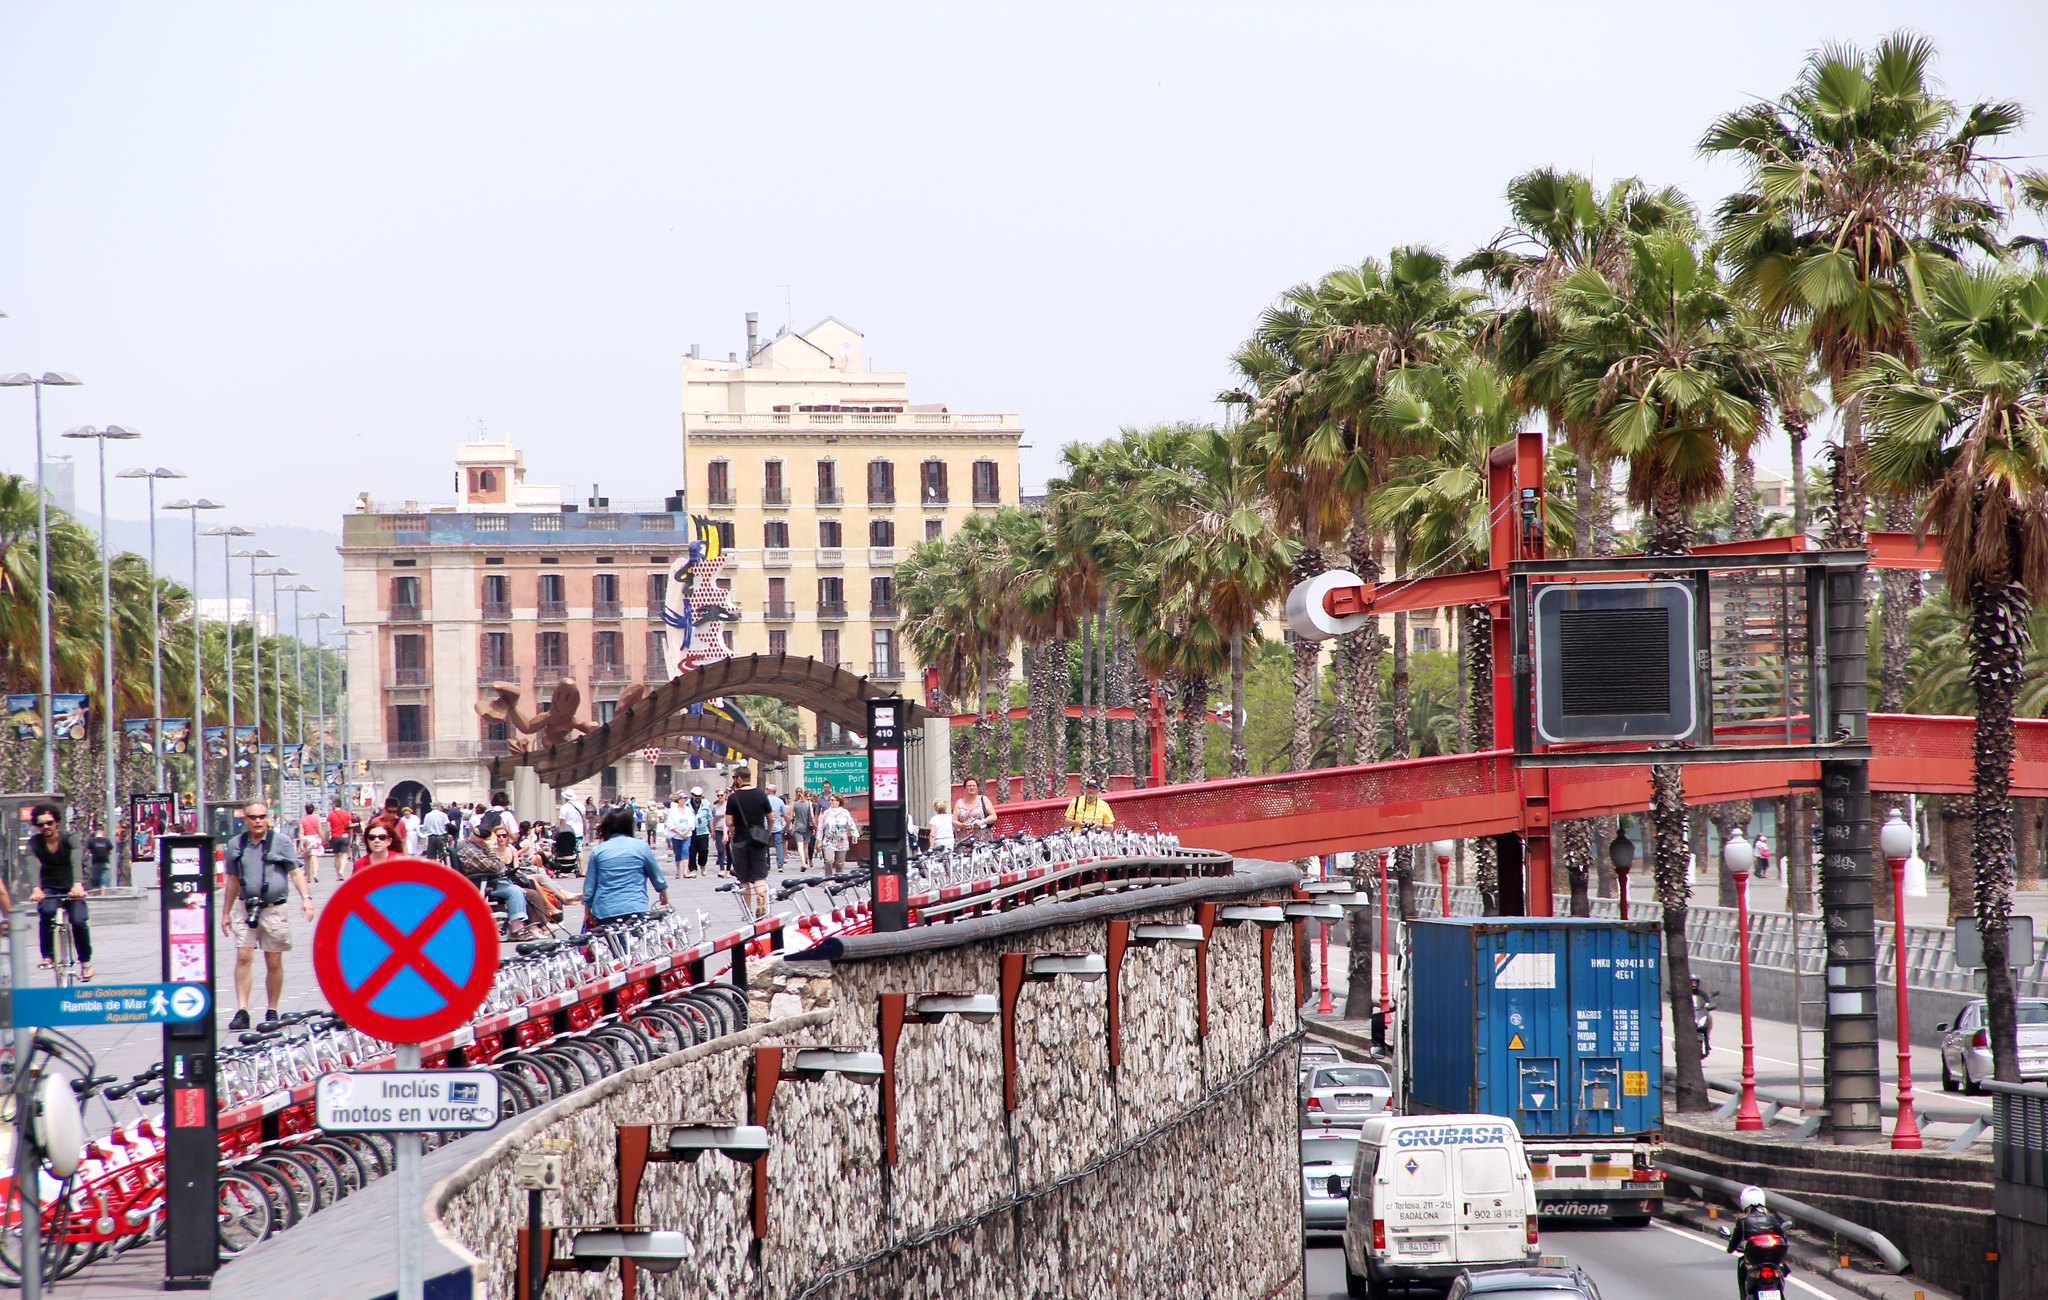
[
  {"xmin": 352, "ymin": 823, "xmax": 401, "ymax": 874},
  {"xmin": 26, "ymin": 804, "xmax": 93, "ymax": 981}
]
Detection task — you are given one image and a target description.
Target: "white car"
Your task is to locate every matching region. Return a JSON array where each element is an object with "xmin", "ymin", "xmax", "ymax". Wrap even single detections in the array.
[
  {"xmin": 1302, "ymin": 1063, "xmax": 1394, "ymax": 1128},
  {"xmin": 1939, "ymin": 997, "xmax": 2048, "ymax": 1092},
  {"xmin": 1302, "ymin": 1129, "xmax": 1360, "ymax": 1236}
]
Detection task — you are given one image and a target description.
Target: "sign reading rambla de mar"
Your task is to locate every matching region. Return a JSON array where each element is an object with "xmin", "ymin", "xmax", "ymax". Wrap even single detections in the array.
[{"xmin": 804, "ymin": 750, "xmax": 870, "ymax": 796}]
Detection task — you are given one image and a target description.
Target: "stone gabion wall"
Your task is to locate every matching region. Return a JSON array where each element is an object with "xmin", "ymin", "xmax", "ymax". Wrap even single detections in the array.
[{"xmin": 433, "ymin": 883, "xmax": 1306, "ymax": 1299}]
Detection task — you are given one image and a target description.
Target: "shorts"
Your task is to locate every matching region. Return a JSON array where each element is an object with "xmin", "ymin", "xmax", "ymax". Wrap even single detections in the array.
[
  {"xmin": 730, "ymin": 839, "xmax": 773, "ymax": 884},
  {"xmin": 233, "ymin": 906, "xmax": 293, "ymax": 953},
  {"xmin": 328, "ymin": 836, "xmax": 348, "ymax": 854}
]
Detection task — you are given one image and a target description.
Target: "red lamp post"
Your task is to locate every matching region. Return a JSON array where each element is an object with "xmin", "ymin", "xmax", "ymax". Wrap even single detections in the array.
[
  {"xmin": 1432, "ymin": 838, "xmax": 1455, "ymax": 917},
  {"xmin": 1881, "ymin": 809, "xmax": 1924, "ymax": 1150},
  {"xmin": 1377, "ymin": 849, "xmax": 1392, "ymax": 1015},
  {"xmin": 1317, "ymin": 856, "xmax": 1335, "ymax": 1015},
  {"xmin": 1609, "ymin": 830, "xmax": 1635, "ymax": 921},
  {"xmin": 1724, "ymin": 831, "xmax": 1762, "ymax": 1131}
]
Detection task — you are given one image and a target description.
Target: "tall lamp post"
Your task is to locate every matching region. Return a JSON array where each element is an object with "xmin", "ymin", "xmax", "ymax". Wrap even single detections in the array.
[
  {"xmin": 233, "ymin": 549, "xmax": 277, "ymax": 803},
  {"xmin": 117, "ymin": 467, "xmax": 185, "ymax": 790},
  {"xmin": 258, "ymin": 567, "xmax": 297, "ymax": 801},
  {"xmin": 1880, "ymin": 809, "xmax": 1924, "ymax": 1150},
  {"xmin": 60, "ymin": 424, "xmax": 143, "ymax": 849},
  {"xmin": 281, "ymin": 582, "xmax": 313, "ymax": 803},
  {"xmin": 1, "ymin": 370, "xmax": 84, "ymax": 793},
  {"xmin": 1609, "ymin": 830, "xmax": 1636, "ymax": 921},
  {"xmin": 307, "ymin": 613, "xmax": 332, "ymax": 803},
  {"xmin": 1724, "ymin": 830, "xmax": 1763, "ymax": 1131},
  {"xmin": 205, "ymin": 527, "xmax": 255, "ymax": 801},
  {"xmin": 1431, "ymin": 838, "xmax": 1455, "ymax": 917},
  {"xmin": 168, "ymin": 500, "xmax": 224, "ymax": 822},
  {"xmin": 1377, "ymin": 848, "xmax": 1393, "ymax": 1015},
  {"xmin": 339, "ymin": 627, "xmax": 373, "ymax": 807}
]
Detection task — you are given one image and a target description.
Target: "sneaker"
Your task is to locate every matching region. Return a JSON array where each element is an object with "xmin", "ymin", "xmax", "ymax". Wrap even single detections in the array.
[
  {"xmin": 264, "ymin": 1008, "xmax": 280, "ymax": 1023},
  {"xmin": 228, "ymin": 1009, "xmax": 250, "ymax": 1030}
]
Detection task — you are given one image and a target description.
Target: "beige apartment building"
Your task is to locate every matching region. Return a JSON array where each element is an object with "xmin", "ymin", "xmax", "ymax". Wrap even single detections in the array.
[{"xmin": 684, "ymin": 316, "xmax": 1022, "ymax": 741}]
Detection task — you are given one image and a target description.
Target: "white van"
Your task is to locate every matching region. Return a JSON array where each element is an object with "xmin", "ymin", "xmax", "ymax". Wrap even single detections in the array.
[{"xmin": 1342, "ymin": 1114, "xmax": 1539, "ymax": 1298}]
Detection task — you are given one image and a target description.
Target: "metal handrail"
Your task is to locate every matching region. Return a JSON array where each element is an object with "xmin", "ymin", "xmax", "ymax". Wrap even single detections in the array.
[{"xmin": 1655, "ymin": 1158, "xmax": 1909, "ymax": 1275}]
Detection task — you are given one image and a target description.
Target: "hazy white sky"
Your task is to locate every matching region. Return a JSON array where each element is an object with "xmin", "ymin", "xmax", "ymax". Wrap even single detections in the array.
[{"xmin": 5, "ymin": 2, "xmax": 2045, "ymax": 529}]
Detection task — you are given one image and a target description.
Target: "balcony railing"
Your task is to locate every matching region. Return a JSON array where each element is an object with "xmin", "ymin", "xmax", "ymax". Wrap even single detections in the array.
[
  {"xmin": 869, "ymin": 659, "xmax": 902, "ymax": 680},
  {"xmin": 643, "ymin": 660, "xmax": 669, "ymax": 681},
  {"xmin": 591, "ymin": 663, "xmax": 634, "ymax": 683},
  {"xmin": 478, "ymin": 664, "xmax": 521, "ymax": 685},
  {"xmin": 592, "ymin": 600, "xmax": 624, "ymax": 619},
  {"xmin": 645, "ymin": 602, "xmax": 666, "ymax": 621},
  {"xmin": 816, "ymin": 547, "xmax": 844, "ymax": 568},
  {"xmin": 762, "ymin": 548, "xmax": 792, "ymax": 567},
  {"xmin": 921, "ymin": 488, "xmax": 948, "ymax": 506},
  {"xmin": 537, "ymin": 600, "xmax": 569, "ymax": 620},
  {"xmin": 763, "ymin": 487, "xmax": 789, "ymax": 506},
  {"xmin": 389, "ymin": 603, "xmax": 422, "ymax": 623},
  {"xmin": 391, "ymin": 667, "xmax": 429, "ymax": 688},
  {"xmin": 816, "ymin": 486, "xmax": 841, "ymax": 506},
  {"xmin": 870, "ymin": 601, "xmax": 899, "ymax": 619},
  {"xmin": 764, "ymin": 601, "xmax": 795, "ymax": 620},
  {"xmin": 536, "ymin": 663, "xmax": 569, "ymax": 681},
  {"xmin": 868, "ymin": 546, "xmax": 898, "ymax": 567},
  {"xmin": 478, "ymin": 738, "xmax": 513, "ymax": 757},
  {"xmin": 868, "ymin": 489, "xmax": 895, "ymax": 506},
  {"xmin": 817, "ymin": 601, "xmax": 848, "ymax": 619},
  {"xmin": 386, "ymin": 741, "xmax": 429, "ymax": 759},
  {"xmin": 707, "ymin": 487, "xmax": 735, "ymax": 506}
]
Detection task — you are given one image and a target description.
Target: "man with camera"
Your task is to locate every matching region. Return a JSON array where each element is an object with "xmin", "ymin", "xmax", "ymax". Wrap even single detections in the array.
[{"xmin": 220, "ymin": 800, "xmax": 317, "ymax": 1030}]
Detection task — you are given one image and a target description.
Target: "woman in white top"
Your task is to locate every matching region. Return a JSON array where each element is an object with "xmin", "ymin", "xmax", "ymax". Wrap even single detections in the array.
[{"xmin": 927, "ymin": 798, "xmax": 955, "ymax": 852}]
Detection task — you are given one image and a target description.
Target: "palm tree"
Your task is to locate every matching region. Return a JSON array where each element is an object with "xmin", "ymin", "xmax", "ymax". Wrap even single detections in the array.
[
  {"xmin": 1546, "ymin": 228, "xmax": 1791, "ymax": 1111},
  {"xmin": 1703, "ymin": 30, "xmax": 2030, "ymax": 705},
  {"xmin": 1861, "ymin": 260, "xmax": 2048, "ymax": 1086}
]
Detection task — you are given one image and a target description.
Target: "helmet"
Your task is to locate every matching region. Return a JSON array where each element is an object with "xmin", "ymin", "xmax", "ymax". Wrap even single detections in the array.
[{"xmin": 1737, "ymin": 1186, "xmax": 1767, "ymax": 1212}]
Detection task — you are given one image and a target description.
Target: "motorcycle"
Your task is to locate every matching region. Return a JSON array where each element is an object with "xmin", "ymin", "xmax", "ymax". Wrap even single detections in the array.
[
  {"xmin": 1693, "ymin": 986, "xmax": 1716, "ymax": 1054},
  {"xmin": 1735, "ymin": 1226, "xmax": 1790, "ymax": 1300}
]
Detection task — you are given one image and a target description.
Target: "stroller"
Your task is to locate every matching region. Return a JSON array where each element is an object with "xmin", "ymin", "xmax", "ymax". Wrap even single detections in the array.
[{"xmin": 551, "ymin": 826, "xmax": 583, "ymax": 877}]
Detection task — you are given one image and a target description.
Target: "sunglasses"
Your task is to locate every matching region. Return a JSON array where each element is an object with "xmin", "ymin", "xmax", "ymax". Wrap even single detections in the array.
[
  {"xmin": 367, "ymin": 833, "xmax": 391, "ymax": 842},
  {"xmin": 33, "ymin": 819, "xmax": 56, "ymax": 828}
]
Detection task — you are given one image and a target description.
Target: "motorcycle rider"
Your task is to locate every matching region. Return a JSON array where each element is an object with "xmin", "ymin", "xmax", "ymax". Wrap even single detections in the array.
[
  {"xmin": 1726, "ymin": 1185, "xmax": 1791, "ymax": 1294},
  {"xmin": 1692, "ymin": 976, "xmax": 1716, "ymax": 1053}
]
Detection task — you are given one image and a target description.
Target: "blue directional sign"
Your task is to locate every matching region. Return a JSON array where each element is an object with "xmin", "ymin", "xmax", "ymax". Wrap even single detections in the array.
[{"xmin": 8, "ymin": 982, "xmax": 209, "ymax": 1028}]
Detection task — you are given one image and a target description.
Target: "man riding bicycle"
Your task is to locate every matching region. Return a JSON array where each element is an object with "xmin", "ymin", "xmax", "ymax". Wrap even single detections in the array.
[{"xmin": 27, "ymin": 803, "xmax": 94, "ymax": 982}]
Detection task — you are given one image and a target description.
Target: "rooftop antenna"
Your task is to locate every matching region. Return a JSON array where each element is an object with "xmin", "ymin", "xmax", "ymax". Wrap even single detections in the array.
[{"xmin": 774, "ymin": 284, "xmax": 792, "ymax": 331}]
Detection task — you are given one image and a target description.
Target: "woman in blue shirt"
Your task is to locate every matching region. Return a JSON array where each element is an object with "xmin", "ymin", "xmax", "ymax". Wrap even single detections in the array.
[{"xmin": 584, "ymin": 808, "xmax": 669, "ymax": 922}]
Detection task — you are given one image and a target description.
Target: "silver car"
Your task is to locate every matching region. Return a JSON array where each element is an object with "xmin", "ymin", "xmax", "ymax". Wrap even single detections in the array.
[
  {"xmin": 1300, "ymin": 1041, "xmax": 1343, "ymax": 1084},
  {"xmin": 1939, "ymin": 997, "xmax": 2048, "ymax": 1092},
  {"xmin": 1301, "ymin": 1128, "xmax": 1359, "ymax": 1236},
  {"xmin": 1302, "ymin": 1062, "xmax": 1393, "ymax": 1128}
]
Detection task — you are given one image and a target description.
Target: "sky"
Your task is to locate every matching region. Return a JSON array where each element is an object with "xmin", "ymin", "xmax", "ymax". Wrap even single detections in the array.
[{"xmin": 6, "ymin": 1, "xmax": 2047, "ymax": 576}]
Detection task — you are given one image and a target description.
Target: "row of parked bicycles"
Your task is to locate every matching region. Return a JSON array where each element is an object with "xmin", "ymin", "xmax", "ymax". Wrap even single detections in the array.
[{"xmin": 0, "ymin": 907, "xmax": 759, "ymax": 1282}]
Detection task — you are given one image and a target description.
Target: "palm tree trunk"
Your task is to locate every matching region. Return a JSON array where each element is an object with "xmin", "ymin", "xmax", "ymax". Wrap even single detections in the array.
[
  {"xmin": 975, "ymin": 651, "xmax": 994, "ymax": 787},
  {"xmin": 1654, "ymin": 761, "xmax": 1711, "ymax": 1111},
  {"xmin": 992, "ymin": 650, "xmax": 1013, "ymax": 799},
  {"xmin": 1023, "ymin": 641, "xmax": 1047, "ymax": 796},
  {"xmin": 1344, "ymin": 888, "xmax": 1375, "ymax": 1021},
  {"xmin": 1342, "ymin": 516, "xmax": 1384, "ymax": 764},
  {"xmin": 1291, "ymin": 548, "xmax": 1327, "ymax": 770},
  {"xmin": 1787, "ymin": 415, "xmax": 1809, "ymax": 537},
  {"xmin": 1090, "ymin": 596, "xmax": 1109, "ymax": 778},
  {"xmin": 1110, "ymin": 630, "xmax": 1134, "ymax": 778},
  {"xmin": 1077, "ymin": 613, "xmax": 1094, "ymax": 780},
  {"xmin": 1942, "ymin": 795, "xmax": 1975, "ymax": 923},
  {"xmin": 1466, "ymin": 603, "xmax": 1496, "ymax": 910},
  {"xmin": 2017, "ymin": 798, "xmax": 2039, "ymax": 893},
  {"xmin": 1228, "ymin": 631, "xmax": 1248, "ymax": 778},
  {"xmin": 1390, "ymin": 530, "xmax": 1411, "ymax": 760},
  {"xmin": 1557, "ymin": 819, "xmax": 1593, "ymax": 916},
  {"xmin": 1879, "ymin": 497, "xmax": 1920, "ymax": 712},
  {"xmin": 1968, "ymin": 574, "xmax": 2028, "ymax": 1084},
  {"xmin": 1574, "ymin": 446, "xmax": 1596, "ymax": 558},
  {"xmin": 1161, "ymin": 668, "xmax": 1182, "ymax": 783},
  {"xmin": 1183, "ymin": 675, "xmax": 1210, "ymax": 780},
  {"xmin": 1047, "ymin": 637, "xmax": 1069, "ymax": 796}
]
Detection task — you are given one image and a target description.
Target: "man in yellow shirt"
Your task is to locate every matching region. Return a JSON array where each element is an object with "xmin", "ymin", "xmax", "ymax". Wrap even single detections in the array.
[{"xmin": 1063, "ymin": 778, "xmax": 1116, "ymax": 828}]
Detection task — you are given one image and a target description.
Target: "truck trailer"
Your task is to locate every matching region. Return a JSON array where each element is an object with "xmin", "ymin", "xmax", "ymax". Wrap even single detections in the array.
[{"xmin": 1400, "ymin": 916, "xmax": 1665, "ymax": 1225}]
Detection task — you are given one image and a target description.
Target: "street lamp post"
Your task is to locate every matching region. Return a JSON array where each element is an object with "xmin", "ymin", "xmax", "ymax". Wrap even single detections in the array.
[
  {"xmin": 1377, "ymin": 849, "xmax": 1392, "ymax": 1015},
  {"xmin": 307, "ymin": 613, "xmax": 332, "ymax": 804},
  {"xmin": 258, "ymin": 568, "xmax": 297, "ymax": 802},
  {"xmin": 117, "ymin": 467, "xmax": 185, "ymax": 790},
  {"xmin": 168, "ymin": 501, "xmax": 223, "ymax": 822},
  {"xmin": 1432, "ymin": 838, "xmax": 1455, "ymax": 917},
  {"xmin": 60, "ymin": 425, "xmax": 143, "ymax": 852},
  {"xmin": 206, "ymin": 528, "xmax": 255, "ymax": 801},
  {"xmin": 1609, "ymin": 830, "xmax": 1636, "ymax": 921},
  {"xmin": 1724, "ymin": 830, "xmax": 1762, "ymax": 1131},
  {"xmin": 1316, "ymin": 856, "xmax": 1335, "ymax": 1016},
  {"xmin": 1, "ymin": 371, "xmax": 84, "ymax": 794},
  {"xmin": 233, "ymin": 549, "xmax": 276, "ymax": 803},
  {"xmin": 339, "ymin": 626, "xmax": 372, "ymax": 807},
  {"xmin": 281, "ymin": 583, "xmax": 313, "ymax": 803},
  {"xmin": 1881, "ymin": 809, "xmax": 1924, "ymax": 1150}
]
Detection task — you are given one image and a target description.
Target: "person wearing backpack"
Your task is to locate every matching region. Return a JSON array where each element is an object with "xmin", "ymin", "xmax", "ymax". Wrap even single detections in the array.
[{"xmin": 220, "ymin": 801, "xmax": 316, "ymax": 1029}]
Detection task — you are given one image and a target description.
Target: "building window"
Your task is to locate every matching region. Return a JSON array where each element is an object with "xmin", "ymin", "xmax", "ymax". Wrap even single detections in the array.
[
  {"xmin": 871, "ymin": 575, "xmax": 895, "ymax": 615},
  {"xmin": 763, "ymin": 519, "xmax": 789, "ymax": 548},
  {"xmin": 646, "ymin": 572, "xmax": 667, "ymax": 611},
  {"xmin": 767, "ymin": 575, "xmax": 789, "ymax": 617},
  {"xmin": 925, "ymin": 518, "xmax": 945, "ymax": 541},
  {"xmin": 816, "ymin": 459, "xmax": 840, "ymax": 505},
  {"xmin": 973, "ymin": 460, "xmax": 1000, "ymax": 504},
  {"xmin": 483, "ymin": 573, "xmax": 509, "ymax": 603},
  {"xmin": 478, "ymin": 469, "xmax": 497, "ymax": 492},
  {"xmin": 393, "ymin": 634, "xmax": 426, "ymax": 687},
  {"xmin": 532, "ymin": 512, "xmax": 562, "ymax": 531},
  {"xmin": 597, "ymin": 700, "xmax": 617, "ymax": 725},
  {"xmin": 539, "ymin": 572, "xmax": 565, "ymax": 603},
  {"xmin": 921, "ymin": 459, "xmax": 949, "ymax": 505},
  {"xmin": 818, "ymin": 576, "xmax": 845, "ymax": 617},
  {"xmin": 869, "ymin": 518, "xmax": 895, "ymax": 547},
  {"xmin": 1413, "ymin": 625, "xmax": 1442, "ymax": 652},
  {"xmin": 821, "ymin": 629, "xmax": 841, "ymax": 669},
  {"xmin": 764, "ymin": 459, "xmax": 787, "ymax": 505},
  {"xmin": 872, "ymin": 628, "xmax": 897, "ymax": 675},
  {"xmin": 601, "ymin": 765, "xmax": 619, "ymax": 801},
  {"xmin": 593, "ymin": 572, "xmax": 620, "ymax": 617},
  {"xmin": 1760, "ymin": 487, "xmax": 1782, "ymax": 507},
  {"xmin": 818, "ymin": 519, "xmax": 842, "ymax": 548},
  {"xmin": 594, "ymin": 629, "xmax": 623, "ymax": 666},
  {"xmin": 392, "ymin": 704, "xmax": 424, "ymax": 744},
  {"xmin": 646, "ymin": 629, "xmax": 667, "ymax": 672},
  {"xmin": 867, "ymin": 459, "xmax": 895, "ymax": 504},
  {"xmin": 714, "ymin": 521, "xmax": 735, "ymax": 550},
  {"xmin": 482, "ymin": 717, "xmax": 508, "ymax": 743},
  {"xmin": 653, "ymin": 764, "xmax": 673, "ymax": 801},
  {"xmin": 391, "ymin": 575, "xmax": 420, "ymax": 610},
  {"xmin": 768, "ymin": 629, "xmax": 788, "ymax": 656},
  {"xmin": 708, "ymin": 460, "xmax": 733, "ymax": 505},
  {"xmin": 537, "ymin": 631, "xmax": 567, "ymax": 671},
  {"xmin": 481, "ymin": 632, "xmax": 512, "ymax": 673}
]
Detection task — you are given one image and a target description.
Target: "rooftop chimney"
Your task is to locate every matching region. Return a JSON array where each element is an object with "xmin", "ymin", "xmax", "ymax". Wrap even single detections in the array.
[
  {"xmin": 745, "ymin": 312, "xmax": 759, "ymax": 366},
  {"xmin": 689, "ymin": 343, "xmax": 701, "ymax": 360}
]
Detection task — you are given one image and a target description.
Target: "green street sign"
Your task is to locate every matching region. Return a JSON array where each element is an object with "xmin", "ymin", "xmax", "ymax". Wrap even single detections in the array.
[{"xmin": 803, "ymin": 751, "xmax": 869, "ymax": 796}]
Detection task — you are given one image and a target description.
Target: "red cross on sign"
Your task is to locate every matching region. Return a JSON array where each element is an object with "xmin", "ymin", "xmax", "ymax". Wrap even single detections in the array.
[{"xmin": 312, "ymin": 857, "xmax": 501, "ymax": 1043}]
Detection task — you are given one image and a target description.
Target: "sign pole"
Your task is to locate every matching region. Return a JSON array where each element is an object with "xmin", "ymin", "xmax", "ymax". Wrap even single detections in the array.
[
  {"xmin": 867, "ymin": 698, "xmax": 909, "ymax": 932},
  {"xmin": 396, "ymin": 1041, "xmax": 423, "ymax": 1300},
  {"xmin": 160, "ymin": 832, "xmax": 220, "ymax": 1288},
  {"xmin": 6, "ymin": 796, "xmax": 59, "ymax": 1300}
]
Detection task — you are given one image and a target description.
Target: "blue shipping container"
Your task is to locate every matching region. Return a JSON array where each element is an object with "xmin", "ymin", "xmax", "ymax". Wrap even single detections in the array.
[{"xmin": 1405, "ymin": 917, "xmax": 1664, "ymax": 1138}]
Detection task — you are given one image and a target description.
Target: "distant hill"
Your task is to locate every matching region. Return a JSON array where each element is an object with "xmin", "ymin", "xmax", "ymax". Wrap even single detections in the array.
[{"xmin": 75, "ymin": 513, "xmax": 346, "ymax": 618}]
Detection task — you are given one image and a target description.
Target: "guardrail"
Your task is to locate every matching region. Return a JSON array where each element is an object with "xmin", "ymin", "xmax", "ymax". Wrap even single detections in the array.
[{"xmin": 1656, "ymin": 1157, "xmax": 1909, "ymax": 1274}]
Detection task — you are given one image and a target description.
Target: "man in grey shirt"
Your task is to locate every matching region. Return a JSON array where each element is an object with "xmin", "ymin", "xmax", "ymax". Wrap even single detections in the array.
[
  {"xmin": 220, "ymin": 801, "xmax": 316, "ymax": 1029},
  {"xmin": 422, "ymin": 802, "xmax": 451, "ymax": 862}
]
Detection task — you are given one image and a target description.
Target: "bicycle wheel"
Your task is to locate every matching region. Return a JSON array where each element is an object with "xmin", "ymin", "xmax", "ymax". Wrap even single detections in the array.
[
  {"xmin": 533, "ymin": 1044, "xmax": 600, "ymax": 1091},
  {"xmin": 490, "ymin": 1069, "xmax": 538, "ymax": 1121},
  {"xmin": 494, "ymin": 1051, "xmax": 570, "ymax": 1102},
  {"xmin": 217, "ymin": 1170, "xmax": 276, "ymax": 1255},
  {"xmin": 629, "ymin": 1006, "xmax": 688, "ymax": 1055},
  {"xmin": 243, "ymin": 1158, "xmax": 307, "ymax": 1230},
  {"xmin": 696, "ymin": 982, "xmax": 750, "ymax": 1030},
  {"xmin": 575, "ymin": 1033, "xmax": 629, "ymax": 1076},
  {"xmin": 328, "ymin": 1134, "xmax": 388, "ymax": 1180},
  {"xmin": 598, "ymin": 1021, "xmax": 656, "ymax": 1066},
  {"xmin": 304, "ymin": 1139, "xmax": 366, "ymax": 1197},
  {"xmin": 0, "ymin": 1184, "xmax": 82, "ymax": 1285},
  {"xmin": 288, "ymin": 1142, "xmax": 354, "ymax": 1203},
  {"xmin": 660, "ymin": 998, "xmax": 716, "ymax": 1046},
  {"xmin": 555, "ymin": 1037, "xmax": 616, "ymax": 1082},
  {"xmin": 682, "ymin": 992, "xmax": 734, "ymax": 1039}
]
